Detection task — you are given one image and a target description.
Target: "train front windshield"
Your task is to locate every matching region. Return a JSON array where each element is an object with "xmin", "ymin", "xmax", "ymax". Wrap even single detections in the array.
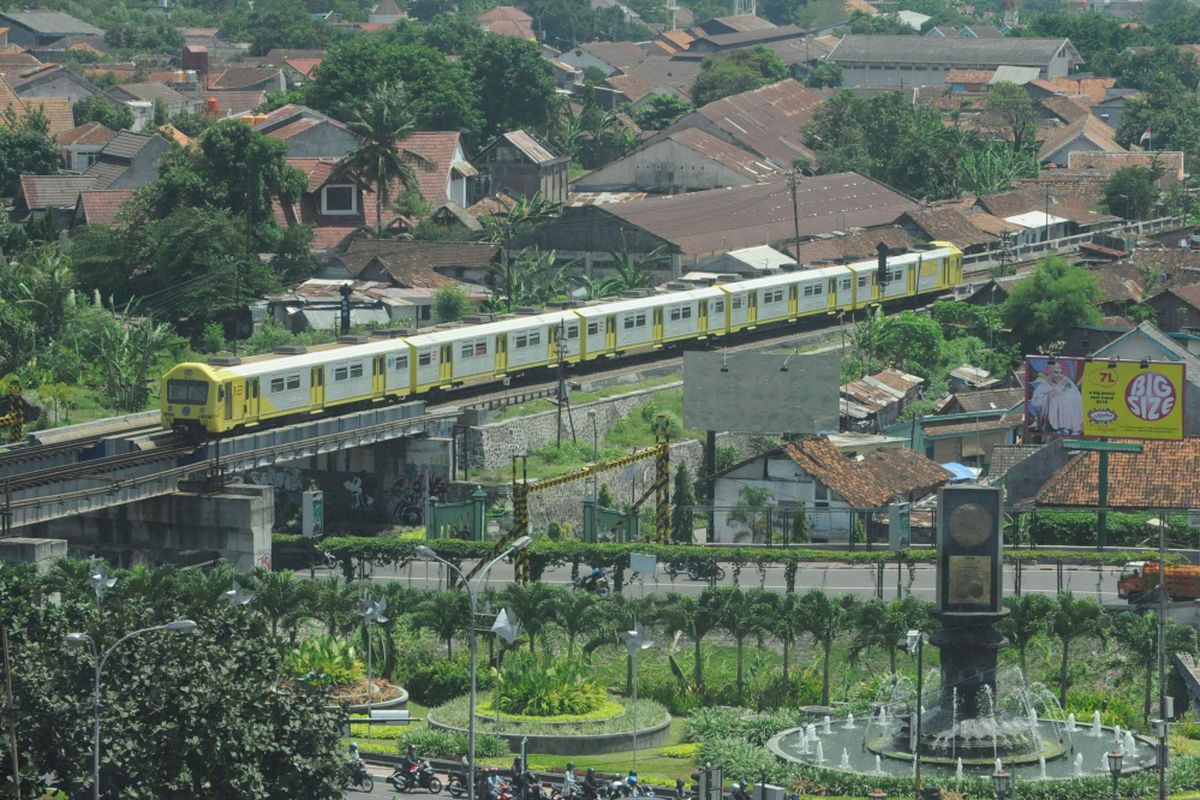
[{"xmin": 167, "ymin": 379, "xmax": 209, "ymax": 405}]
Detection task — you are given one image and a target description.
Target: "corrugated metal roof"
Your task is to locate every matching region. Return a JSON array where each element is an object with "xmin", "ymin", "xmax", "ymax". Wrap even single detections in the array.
[
  {"xmin": 829, "ymin": 35, "xmax": 1078, "ymax": 68},
  {"xmin": 500, "ymin": 130, "xmax": 559, "ymax": 165},
  {"xmin": 1, "ymin": 10, "xmax": 102, "ymax": 36}
]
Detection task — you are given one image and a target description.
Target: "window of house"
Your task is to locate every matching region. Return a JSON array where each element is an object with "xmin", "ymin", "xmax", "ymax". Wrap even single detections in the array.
[
  {"xmin": 419, "ymin": 351, "xmax": 433, "ymax": 366},
  {"xmin": 321, "ymin": 184, "xmax": 357, "ymax": 215},
  {"xmin": 334, "ymin": 366, "xmax": 348, "ymax": 381},
  {"xmin": 349, "ymin": 363, "xmax": 363, "ymax": 379},
  {"xmin": 814, "ymin": 483, "xmax": 829, "ymax": 508},
  {"xmin": 270, "ymin": 377, "xmax": 285, "ymax": 392},
  {"xmin": 286, "ymin": 374, "xmax": 300, "ymax": 390},
  {"xmin": 587, "ymin": 321, "xmax": 601, "ymax": 336}
]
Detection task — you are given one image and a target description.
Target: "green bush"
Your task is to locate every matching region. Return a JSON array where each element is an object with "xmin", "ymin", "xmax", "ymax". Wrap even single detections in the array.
[
  {"xmin": 407, "ymin": 657, "xmax": 494, "ymax": 707},
  {"xmin": 396, "ymin": 728, "xmax": 506, "ymax": 759},
  {"xmin": 696, "ymin": 737, "xmax": 783, "ymax": 783},
  {"xmin": 497, "ymin": 652, "xmax": 606, "ymax": 716},
  {"xmin": 683, "ymin": 707, "xmax": 800, "ymax": 746},
  {"xmin": 284, "ymin": 635, "xmax": 364, "ymax": 687},
  {"xmin": 430, "ymin": 695, "xmax": 668, "ymax": 736}
]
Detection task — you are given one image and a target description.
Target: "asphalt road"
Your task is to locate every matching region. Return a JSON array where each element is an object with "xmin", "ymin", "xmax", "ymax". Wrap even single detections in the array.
[{"xmin": 315, "ymin": 559, "xmax": 1127, "ymax": 604}]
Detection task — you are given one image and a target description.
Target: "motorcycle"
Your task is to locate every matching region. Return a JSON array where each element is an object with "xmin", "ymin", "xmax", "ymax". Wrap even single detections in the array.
[
  {"xmin": 573, "ymin": 573, "xmax": 611, "ymax": 596},
  {"xmin": 345, "ymin": 761, "xmax": 375, "ymax": 793},
  {"xmin": 448, "ymin": 772, "xmax": 469, "ymax": 798},
  {"xmin": 687, "ymin": 560, "xmax": 725, "ymax": 582},
  {"xmin": 389, "ymin": 759, "xmax": 444, "ymax": 794},
  {"xmin": 664, "ymin": 559, "xmax": 688, "ymax": 578}
]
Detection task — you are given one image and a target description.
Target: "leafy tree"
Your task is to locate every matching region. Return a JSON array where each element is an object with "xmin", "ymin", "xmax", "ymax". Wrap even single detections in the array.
[
  {"xmin": 305, "ymin": 37, "xmax": 482, "ymax": 131},
  {"xmin": 848, "ymin": 10, "xmax": 916, "ymax": 33},
  {"xmin": 72, "ymin": 94, "xmax": 135, "ymax": 131},
  {"xmin": 464, "ymin": 35, "xmax": 558, "ymax": 139},
  {"xmin": 554, "ymin": 591, "xmax": 598, "ymax": 658},
  {"xmin": 790, "ymin": 501, "xmax": 811, "ymax": 544},
  {"xmin": 337, "ymin": 82, "xmax": 432, "ymax": 237},
  {"xmin": 693, "ymin": 46, "xmax": 788, "ymax": 106},
  {"xmin": 986, "ymin": 82, "xmax": 1038, "ymax": 154},
  {"xmin": 630, "ymin": 94, "xmax": 692, "ymax": 131},
  {"xmin": 712, "ymin": 586, "xmax": 770, "ymax": 703},
  {"xmin": 800, "ymin": 589, "xmax": 857, "ymax": 705},
  {"xmin": 873, "ymin": 311, "xmax": 946, "ymax": 380},
  {"xmin": 1024, "ymin": 12, "xmax": 1137, "ymax": 75},
  {"xmin": 606, "ymin": 240, "xmax": 664, "ymax": 292},
  {"xmin": 433, "ymin": 286, "xmax": 473, "ymax": 322},
  {"xmin": 1109, "ymin": 610, "xmax": 1197, "ymax": 721},
  {"xmin": 250, "ymin": 568, "xmax": 315, "ymax": 641},
  {"xmin": 501, "ymin": 582, "xmax": 558, "ymax": 654},
  {"xmin": 104, "ymin": 14, "xmax": 185, "ymax": 53},
  {"xmin": 803, "ymin": 62, "xmax": 842, "ymax": 88},
  {"xmin": 655, "ymin": 590, "xmax": 722, "ymax": 690},
  {"xmin": 415, "ymin": 590, "xmax": 471, "ymax": 658},
  {"xmin": 312, "ymin": 575, "xmax": 360, "ymax": 637},
  {"xmin": 1116, "ymin": 43, "xmax": 1200, "ymax": 91},
  {"xmin": 1050, "ymin": 591, "xmax": 1104, "ymax": 708},
  {"xmin": 421, "ymin": 14, "xmax": 487, "ymax": 53},
  {"xmin": 237, "ymin": 0, "xmax": 330, "ymax": 55},
  {"xmin": 671, "ymin": 462, "xmax": 698, "ymax": 543},
  {"xmin": 598, "ymin": 483, "xmax": 615, "ymax": 508},
  {"xmin": 850, "ymin": 596, "xmax": 933, "ymax": 676},
  {"xmin": 0, "ymin": 109, "xmax": 59, "ymax": 197},
  {"xmin": 1001, "ymin": 255, "xmax": 1102, "ymax": 355},
  {"xmin": 1104, "ymin": 164, "xmax": 1161, "ymax": 220},
  {"xmin": 959, "ymin": 140, "xmax": 1039, "ymax": 196},
  {"xmin": 95, "ymin": 302, "xmax": 177, "ymax": 410},
  {"xmin": 169, "ymin": 110, "xmax": 211, "ymax": 138},
  {"xmin": 996, "ymin": 593, "xmax": 1055, "ymax": 680},
  {"xmin": 1117, "ymin": 77, "xmax": 1200, "ymax": 168}
]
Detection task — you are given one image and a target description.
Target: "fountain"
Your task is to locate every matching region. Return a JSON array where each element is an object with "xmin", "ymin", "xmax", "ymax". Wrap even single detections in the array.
[{"xmin": 766, "ymin": 485, "xmax": 1162, "ymax": 784}]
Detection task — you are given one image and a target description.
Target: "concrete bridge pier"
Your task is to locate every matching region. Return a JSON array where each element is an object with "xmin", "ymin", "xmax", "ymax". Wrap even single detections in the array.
[{"xmin": 29, "ymin": 482, "xmax": 274, "ymax": 571}]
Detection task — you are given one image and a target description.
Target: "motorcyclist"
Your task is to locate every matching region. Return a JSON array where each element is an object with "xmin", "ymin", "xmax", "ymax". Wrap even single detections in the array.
[
  {"xmin": 625, "ymin": 771, "xmax": 639, "ymax": 798},
  {"xmin": 348, "ymin": 742, "xmax": 367, "ymax": 782},
  {"xmin": 672, "ymin": 779, "xmax": 687, "ymax": 800},
  {"xmin": 485, "ymin": 769, "xmax": 503, "ymax": 800},
  {"xmin": 563, "ymin": 761, "xmax": 579, "ymax": 799},
  {"xmin": 511, "ymin": 757, "xmax": 527, "ymax": 799},
  {"xmin": 583, "ymin": 767, "xmax": 602, "ymax": 800},
  {"xmin": 583, "ymin": 565, "xmax": 607, "ymax": 591},
  {"xmin": 731, "ymin": 783, "xmax": 752, "ymax": 800}
]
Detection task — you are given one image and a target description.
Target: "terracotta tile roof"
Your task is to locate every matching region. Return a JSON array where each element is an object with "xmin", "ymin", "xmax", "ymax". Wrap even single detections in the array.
[
  {"xmin": 0, "ymin": 52, "xmax": 40, "ymax": 68},
  {"xmin": 157, "ymin": 124, "xmax": 190, "ymax": 146},
  {"xmin": 965, "ymin": 209, "xmax": 1022, "ymax": 235},
  {"xmin": 786, "ymin": 225, "xmax": 911, "ymax": 263},
  {"xmin": 606, "ymin": 55, "xmax": 700, "ymax": 101},
  {"xmin": 900, "ymin": 207, "xmax": 997, "ymax": 249},
  {"xmin": 784, "ymin": 436, "xmax": 950, "ymax": 506},
  {"xmin": 113, "ymin": 81, "xmax": 189, "ymax": 106},
  {"xmin": 397, "ymin": 130, "xmax": 467, "ymax": 206},
  {"xmin": 478, "ymin": 5, "xmax": 533, "ymax": 22},
  {"xmin": 1038, "ymin": 114, "xmax": 1123, "ymax": 162},
  {"xmin": 844, "ymin": 0, "xmax": 880, "ymax": 14},
  {"xmin": 1040, "ymin": 94, "xmax": 1091, "ymax": 123},
  {"xmin": 1037, "ymin": 439, "xmax": 1200, "ymax": 509},
  {"xmin": 658, "ymin": 30, "xmax": 694, "ymax": 50},
  {"xmin": 480, "ymin": 18, "xmax": 535, "ymax": 38},
  {"xmin": 467, "ymin": 193, "xmax": 517, "ymax": 216},
  {"xmin": 1040, "ymin": 76, "xmax": 1115, "ymax": 105},
  {"xmin": 202, "ymin": 90, "xmax": 266, "ymax": 116},
  {"xmin": 285, "ymin": 57, "xmax": 322, "ymax": 77},
  {"xmin": 19, "ymin": 174, "xmax": 96, "ymax": 209},
  {"xmin": 1086, "ymin": 262, "xmax": 1145, "ymax": 306},
  {"xmin": 1067, "ymin": 150, "xmax": 1186, "ymax": 183},
  {"xmin": 340, "ymin": 241, "xmax": 500, "ymax": 286},
  {"xmin": 17, "ymin": 95, "xmax": 71, "ymax": 137},
  {"xmin": 945, "ymin": 69, "xmax": 995, "ymax": 84},
  {"xmin": 75, "ymin": 189, "xmax": 134, "ymax": 225},
  {"xmin": 55, "ymin": 120, "xmax": 114, "ymax": 146},
  {"xmin": 950, "ymin": 387, "xmax": 1023, "ymax": 413},
  {"xmin": 665, "ymin": 128, "xmax": 781, "ymax": 182}
]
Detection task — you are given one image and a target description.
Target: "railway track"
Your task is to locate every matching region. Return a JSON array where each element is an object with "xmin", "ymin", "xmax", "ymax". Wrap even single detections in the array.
[
  {"xmin": 0, "ymin": 427, "xmax": 159, "ymax": 472},
  {"xmin": 1, "ymin": 440, "xmax": 194, "ymax": 493}
]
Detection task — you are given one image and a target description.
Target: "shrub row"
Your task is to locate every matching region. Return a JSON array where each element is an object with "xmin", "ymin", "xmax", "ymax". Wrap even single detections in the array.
[{"xmin": 395, "ymin": 728, "xmax": 508, "ymax": 759}]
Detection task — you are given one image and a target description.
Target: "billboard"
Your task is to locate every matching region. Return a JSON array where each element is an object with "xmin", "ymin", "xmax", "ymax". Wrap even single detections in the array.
[
  {"xmin": 683, "ymin": 351, "xmax": 840, "ymax": 434},
  {"xmin": 1023, "ymin": 356, "xmax": 1185, "ymax": 441}
]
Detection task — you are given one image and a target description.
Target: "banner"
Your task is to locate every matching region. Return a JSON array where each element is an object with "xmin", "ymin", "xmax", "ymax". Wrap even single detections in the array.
[{"xmin": 1023, "ymin": 356, "xmax": 1185, "ymax": 441}]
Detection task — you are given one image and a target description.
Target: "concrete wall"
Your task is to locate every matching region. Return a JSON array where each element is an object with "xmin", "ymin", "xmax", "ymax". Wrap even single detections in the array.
[
  {"xmin": 108, "ymin": 136, "xmax": 170, "ymax": 190},
  {"xmin": 278, "ymin": 123, "xmax": 360, "ymax": 158},
  {"xmin": 574, "ymin": 138, "xmax": 762, "ymax": 193},
  {"xmin": 31, "ymin": 484, "xmax": 274, "ymax": 570},
  {"xmin": 0, "ymin": 537, "xmax": 68, "ymax": 570}
]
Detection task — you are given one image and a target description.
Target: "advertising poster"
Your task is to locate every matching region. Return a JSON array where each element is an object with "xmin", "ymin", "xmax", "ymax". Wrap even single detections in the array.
[{"xmin": 1023, "ymin": 357, "xmax": 1185, "ymax": 441}]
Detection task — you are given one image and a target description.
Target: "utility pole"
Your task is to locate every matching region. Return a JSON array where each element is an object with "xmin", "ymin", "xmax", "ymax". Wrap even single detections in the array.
[
  {"xmin": 787, "ymin": 170, "xmax": 801, "ymax": 258},
  {"xmin": 555, "ymin": 321, "xmax": 567, "ymax": 448},
  {"xmin": 1158, "ymin": 515, "xmax": 1168, "ymax": 800}
]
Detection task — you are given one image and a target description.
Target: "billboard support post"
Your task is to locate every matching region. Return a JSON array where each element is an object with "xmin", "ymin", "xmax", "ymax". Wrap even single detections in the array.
[{"xmin": 1063, "ymin": 439, "xmax": 1144, "ymax": 550}]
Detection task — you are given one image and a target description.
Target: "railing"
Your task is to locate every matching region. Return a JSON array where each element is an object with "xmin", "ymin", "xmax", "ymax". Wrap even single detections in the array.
[{"xmin": 961, "ymin": 215, "xmax": 1185, "ymax": 273}]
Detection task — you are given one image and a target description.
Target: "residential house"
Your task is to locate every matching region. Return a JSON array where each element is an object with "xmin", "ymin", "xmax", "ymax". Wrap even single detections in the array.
[
  {"xmin": 1147, "ymin": 284, "xmax": 1200, "ymax": 335},
  {"xmin": 936, "ymin": 387, "xmax": 1023, "ymax": 416},
  {"xmin": 559, "ymin": 41, "xmax": 647, "ymax": 77},
  {"xmin": 896, "ymin": 207, "xmax": 998, "ymax": 254},
  {"xmin": 889, "ymin": 407, "xmax": 1021, "ymax": 470},
  {"xmin": 475, "ymin": 130, "xmax": 567, "ymax": 203},
  {"xmin": 1060, "ymin": 317, "xmax": 1136, "ymax": 357},
  {"xmin": 81, "ymin": 130, "xmax": 172, "ymax": 190},
  {"xmin": 9, "ymin": 64, "xmax": 103, "ymax": 103},
  {"xmin": 531, "ymin": 172, "xmax": 918, "ymax": 275},
  {"xmin": 206, "ymin": 66, "xmax": 286, "ymax": 93},
  {"xmin": 648, "ymin": 30, "xmax": 695, "ymax": 56},
  {"xmin": 692, "ymin": 245, "xmax": 796, "ymax": 276},
  {"xmin": 71, "ymin": 188, "xmax": 134, "ymax": 229},
  {"xmin": 645, "ymin": 79, "xmax": 827, "ymax": 169},
  {"xmin": 333, "ymin": 239, "xmax": 499, "ymax": 289},
  {"xmin": 840, "ymin": 368, "xmax": 924, "ymax": 432},
  {"xmin": 1037, "ymin": 438, "xmax": 1200, "ymax": 510},
  {"xmin": 0, "ymin": 10, "xmax": 102, "ymax": 48},
  {"xmin": 369, "ymin": 0, "xmax": 405, "ymax": 24},
  {"xmin": 266, "ymin": 279, "xmax": 416, "ymax": 332},
  {"xmin": 1090, "ymin": 320, "xmax": 1200, "ymax": 436},
  {"xmin": 0, "ymin": 74, "xmax": 73, "ymax": 138},
  {"xmin": 110, "ymin": 82, "xmax": 197, "ymax": 118},
  {"xmin": 826, "ymin": 35, "xmax": 1082, "ymax": 87},
  {"xmin": 605, "ymin": 56, "xmax": 702, "ymax": 105},
  {"xmin": 974, "ymin": 186, "xmax": 1118, "ymax": 242},
  {"xmin": 949, "ymin": 364, "xmax": 1001, "ymax": 391},
  {"xmin": 945, "ymin": 69, "xmax": 995, "ymax": 92},
  {"xmin": 1090, "ymin": 87, "xmax": 1141, "ymax": 130},
  {"xmin": 281, "ymin": 57, "xmax": 323, "ymax": 86},
  {"xmin": 399, "ymin": 131, "xmax": 477, "ymax": 208},
  {"xmin": 572, "ymin": 127, "xmax": 780, "ymax": 193},
  {"xmin": 761, "ymin": 34, "xmax": 841, "ymax": 76},
  {"xmin": 56, "ymin": 121, "xmax": 114, "ymax": 172},
  {"xmin": 252, "ymin": 104, "xmax": 361, "ymax": 158},
  {"xmin": 686, "ymin": 25, "xmax": 809, "ymax": 54},
  {"xmin": 476, "ymin": 6, "xmax": 535, "ymax": 40},
  {"xmin": 12, "ymin": 175, "xmax": 97, "ymax": 224},
  {"xmin": 1038, "ymin": 94, "xmax": 1091, "ymax": 124},
  {"xmin": 274, "ymin": 157, "xmax": 384, "ymax": 252},
  {"xmin": 1037, "ymin": 113, "xmax": 1124, "ymax": 167},
  {"xmin": 198, "ymin": 90, "xmax": 266, "ymax": 117},
  {"xmin": 786, "ymin": 225, "xmax": 912, "ymax": 265},
  {"xmin": 695, "ymin": 14, "xmax": 776, "ymax": 35},
  {"xmin": 713, "ymin": 436, "xmax": 950, "ymax": 542}
]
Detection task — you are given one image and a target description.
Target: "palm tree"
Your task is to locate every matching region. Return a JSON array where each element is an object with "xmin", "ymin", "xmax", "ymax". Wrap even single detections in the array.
[
  {"xmin": 996, "ymin": 594, "xmax": 1055, "ymax": 681},
  {"xmin": 763, "ymin": 592, "xmax": 805, "ymax": 692},
  {"xmin": 1109, "ymin": 611, "xmax": 1197, "ymax": 722},
  {"xmin": 312, "ymin": 575, "xmax": 360, "ymax": 638},
  {"xmin": 252, "ymin": 569, "xmax": 315, "ymax": 641},
  {"xmin": 605, "ymin": 238, "xmax": 665, "ymax": 293},
  {"xmin": 849, "ymin": 596, "xmax": 933, "ymax": 676},
  {"xmin": 1050, "ymin": 592, "xmax": 1104, "ymax": 708},
  {"xmin": 416, "ymin": 590, "xmax": 471, "ymax": 658},
  {"xmin": 501, "ymin": 582, "xmax": 559, "ymax": 654},
  {"xmin": 712, "ymin": 586, "xmax": 770, "ymax": 704},
  {"xmin": 800, "ymin": 589, "xmax": 858, "ymax": 705},
  {"xmin": 338, "ymin": 82, "xmax": 432, "ymax": 237},
  {"xmin": 554, "ymin": 591, "xmax": 598, "ymax": 658},
  {"xmin": 655, "ymin": 591, "xmax": 721, "ymax": 691}
]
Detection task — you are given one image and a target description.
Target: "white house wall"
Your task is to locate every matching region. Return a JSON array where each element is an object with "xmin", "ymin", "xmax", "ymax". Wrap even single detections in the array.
[
  {"xmin": 712, "ymin": 455, "xmax": 855, "ymax": 542},
  {"xmin": 574, "ymin": 138, "xmax": 766, "ymax": 193}
]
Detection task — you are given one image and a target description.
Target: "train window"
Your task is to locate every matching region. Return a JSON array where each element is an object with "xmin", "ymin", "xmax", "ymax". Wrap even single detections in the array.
[
  {"xmin": 419, "ymin": 351, "xmax": 433, "ymax": 366},
  {"xmin": 515, "ymin": 334, "xmax": 528, "ymax": 348},
  {"xmin": 670, "ymin": 305, "xmax": 693, "ymax": 321},
  {"xmin": 334, "ymin": 366, "xmax": 348, "ymax": 381},
  {"xmin": 763, "ymin": 289, "xmax": 784, "ymax": 304},
  {"xmin": 712, "ymin": 300, "xmax": 724, "ymax": 313},
  {"xmin": 624, "ymin": 316, "xmax": 635, "ymax": 329},
  {"xmin": 394, "ymin": 355, "xmax": 409, "ymax": 371},
  {"xmin": 731, "ymin": 296, "xmax": 743, "ymax": 310},
  {"xmin": 270, "ymin": 377, "xmax": 285, "ymax": 393},
  {"xmin": 528, "ymin": 331, "xmax": 540, "ymax": 346},
  {"xmin": 841, "ymin": 278, "xmax": 852, "ymax": 290},
  {"xmin": 858, "ymin": 274, "xmax": 871, "ymax": 287},
  {"xmin": 889, "ymin": 269, "xmax": 903, "ymax": 282},
  {"xmin": 287, "ymin": 374, "xmax": 301, "ymax": 390},
  {"xmin": 565, "ymin": 324, "xmax": 579, "ymax": 339},
  {"xmin": 626, "ymin": 312, "xmax": 646, "ymax": 328},
  {"xmin": 587, "ymin": 321, "xmax": 601, "ymax": 336},
  {"xmin": 167, "ymin": 379, "xmax": 208, "ymax": 404},
  {"xmin": 349, "ymin": 363, "xmax": 364, "ymax": 379}
]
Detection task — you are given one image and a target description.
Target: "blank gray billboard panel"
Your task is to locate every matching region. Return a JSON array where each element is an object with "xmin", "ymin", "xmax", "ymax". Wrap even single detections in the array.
[{"xmin": 682, "ymin": 351, "xmax": 840, "ymax": 434}]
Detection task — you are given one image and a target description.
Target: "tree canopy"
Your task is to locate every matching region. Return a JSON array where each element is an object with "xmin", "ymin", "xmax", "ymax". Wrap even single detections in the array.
[
  {"xmin": 72, "ymin": 94, "xmax": 135, "ymax": 131},
  {"xmin": 463, "ymin": 35, "xmax": 558, "ymax": 139},
  {"xmin": 1104, "ymin": 164, "xmax": 1161, "ymax": 220},
  {"xmin": 692, "ymin": 46, "xmax": 788, "ymax": 106},
  {"xmin": 1001, "ymin": 255, "xmax": 1102, "ymax": 355},
  {"xmin": 0, "ymin": 110, "xmax": 59, "ymax": 197}
]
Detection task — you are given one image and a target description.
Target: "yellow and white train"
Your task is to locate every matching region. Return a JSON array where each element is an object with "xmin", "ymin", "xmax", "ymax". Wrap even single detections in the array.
[{"xmin": 161, "ymin": 243, "xmax": 962, "ymax": 437}]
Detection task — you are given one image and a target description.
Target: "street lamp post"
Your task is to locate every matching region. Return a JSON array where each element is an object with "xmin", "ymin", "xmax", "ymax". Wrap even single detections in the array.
[
  {"xmin": 622, "ymin": 626, "xmax": 654, "ymax": 770},
  {"xmin": 1107, "ymin": 749, "xmax": 1124, "ymax": 800},
  {"xmin": 66, "ymin": 619, "xmax": 197, "ymax": 800},
  {"xmin": 899, "ymin": 630, "xmax": 924, "ymax": 799},
  {"xmin": 992, "ymin": 768, "xmax": 1011, "ymax": 800},
  {"xmin": 416, "ymin": 537, "xmax": 533, "ymax": 800},
  {"xmin": 363, "ymin": 598, "xmax": 389, "ymax": 732}
]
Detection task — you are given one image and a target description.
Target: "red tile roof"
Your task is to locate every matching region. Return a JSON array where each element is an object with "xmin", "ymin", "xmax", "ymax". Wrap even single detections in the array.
[
  {"xmin": 784, "ymin": 437, "xmax": 950, "ymax": 506},
  {"xmin": 75, "ymin": 189, "xmax": 134, "ymax": 226},
  {"xmin": 478, "ymin": 5, "xmax": 533, "ymax": 22},
  {"xmin": 285, "ymin": 57, "xmax": 322, "ymax": 77},
  {"xmin": 786, "ymin": 225, "xmax": 912, "ymax": 264},
  {"xmin": 55, "ymin": 120, "xmax": 115, "ymax": 146},
  {"xmin": 1037, "ymin": 439, "xmax": 1200, "ymax": 509},
  {"xmin": 944, "ymin": 68, "xmax": 995, "ymax": 85},
  {"xmin": 397, "ymin": 130, "xmax": 465, "ymax": 206}
]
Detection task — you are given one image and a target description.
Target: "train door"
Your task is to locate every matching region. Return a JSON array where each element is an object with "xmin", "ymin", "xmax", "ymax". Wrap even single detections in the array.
[
  {"xmin": 373, "ymin": 355, "xmax": 385, "ymax": 398},
  {"xmin": 496, "ymin": 334, "xmax": 507, "ymax": 373},
  {"xmin": 605, "ymin": 317, "xmax": 616, "ymax": 351},
  {"xmin": 310, "ymin": 366, "xmax": 325, "ymax": 409},
  {"xmin": 439, "ymin": 344, "xmax": 454, "ymax": 382},
  {"xmin": 223, "ymin": 382, "xmax": 234, "ymax": 425},
  {"xmin": 245, "ymin": 378, "xmax": 260, "ymax": 422},
  {"xmin": 698, "ymin": 300, "xmax": 708, "ymax": 334},
  {"xmin": 653, "ymin": 307, "xmax": 664, "ymax": 341},
  {"xmin": 788, "ymin": 286, "xmax": 798, "ymax": 319},
  {"xmin": 748, "ymin": 292, "xmax": 758, "ymax": 327},
  {"xmin": 828, "ymin": 278, "xmax": 837, "ymax": 309}
]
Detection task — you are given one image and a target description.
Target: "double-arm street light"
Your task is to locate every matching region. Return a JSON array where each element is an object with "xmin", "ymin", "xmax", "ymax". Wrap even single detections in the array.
[
  {"xmin": 66, "ymin": 619, "xmax": 198, "ymax": 800},
  {"xmin": 415, "ymin": 536, "xmax": 533, "ymax": 800}
]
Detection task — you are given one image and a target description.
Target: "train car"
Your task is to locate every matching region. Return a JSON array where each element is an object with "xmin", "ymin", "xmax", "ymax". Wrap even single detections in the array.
[
  {"xmin": 574, "ymin": 287, "xmax": 723, "ymax": 358},
  {"xmin": 723, "ymin": 272, "xmax": 802, "ymax": 329}
]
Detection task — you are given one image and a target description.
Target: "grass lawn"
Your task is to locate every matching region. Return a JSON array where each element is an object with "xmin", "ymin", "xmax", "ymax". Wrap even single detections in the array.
[{"xmin": 489, "ymin": 375, "xmax": 681, "ymax": 422}]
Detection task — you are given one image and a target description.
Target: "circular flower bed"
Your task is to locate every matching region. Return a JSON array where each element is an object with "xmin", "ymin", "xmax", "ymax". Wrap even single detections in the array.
[{"xmin": 473, "ymin": 697, "xmax": 627, "ymax": 725}]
